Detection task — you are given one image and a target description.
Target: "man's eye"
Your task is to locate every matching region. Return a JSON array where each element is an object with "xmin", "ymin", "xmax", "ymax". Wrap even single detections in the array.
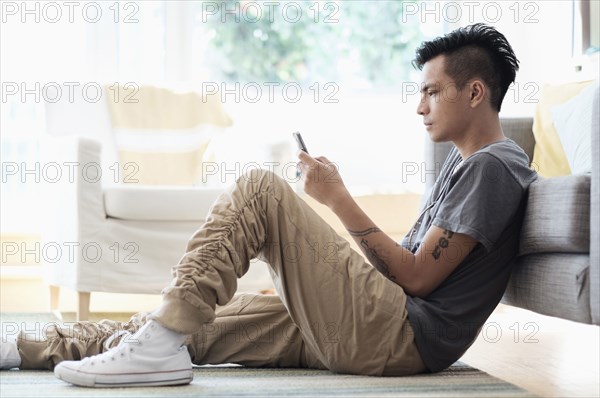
[{"xmin": 428, "ymin": 91, "xmax": 437, "ymax": 97}]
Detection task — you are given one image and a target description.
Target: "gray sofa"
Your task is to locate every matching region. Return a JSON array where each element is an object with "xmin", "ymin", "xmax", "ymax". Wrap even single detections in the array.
[{"xmin": 424, "ymin": 111, "xmax": 599, "ymax": 325}]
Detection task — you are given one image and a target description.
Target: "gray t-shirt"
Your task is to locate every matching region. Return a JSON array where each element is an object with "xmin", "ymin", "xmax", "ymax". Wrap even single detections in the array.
[{"xmin": 403, "ymin": 138, "xmax": 537, "ymax": 373}]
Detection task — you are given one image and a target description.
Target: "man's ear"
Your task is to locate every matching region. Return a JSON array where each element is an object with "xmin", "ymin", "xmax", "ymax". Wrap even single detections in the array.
[{"xmin": 468, "ymin": 80, "xmax": 486, "ymax": 108}]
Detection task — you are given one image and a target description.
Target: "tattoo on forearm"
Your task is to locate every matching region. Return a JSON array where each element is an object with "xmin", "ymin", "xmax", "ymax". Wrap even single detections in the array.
[
  {"xmin": 432, "ymin": 229, "xmax": 454, "ymax": 260},
  {"xmin": 348, "ymin": 227, "xmax": 382, "ymax": 237},
  {"xmin": 359, "ymin": 238, "xmax": 397, "ymax": 282}
]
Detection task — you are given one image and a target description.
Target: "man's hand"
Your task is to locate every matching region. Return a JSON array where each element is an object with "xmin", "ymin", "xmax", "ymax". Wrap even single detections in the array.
[{"xmin": 296, "ymin": 150, "xmax": 351, "ymax": 210}]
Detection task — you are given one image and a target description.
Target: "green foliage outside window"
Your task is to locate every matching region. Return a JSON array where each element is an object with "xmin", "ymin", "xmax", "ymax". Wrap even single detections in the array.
[{"xmin": 200, "ymin": 0, "xmax": 422, "ymax": 88}]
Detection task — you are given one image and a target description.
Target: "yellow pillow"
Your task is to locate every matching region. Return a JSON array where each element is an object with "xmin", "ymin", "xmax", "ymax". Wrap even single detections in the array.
[
  {"xmin": 106, "ymin": 85, "xmax": 232, "ymax": 185},
  {"xmin": 118, "ymin": 145, "xmax": 211, "ymax": 185},
  {"xmin": 108, "ymin": 86, "xmax": 232, "ymax": 130},
  {"xmin": 532, "ymin": 80, "xmax": 594, "ymax": 177}
]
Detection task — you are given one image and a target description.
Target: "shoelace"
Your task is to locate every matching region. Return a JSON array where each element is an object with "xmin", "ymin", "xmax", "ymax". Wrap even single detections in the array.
[
  {"xmin": 81, "ymin": 324, "xmax": 186, "ymax": 367},
  {"xmin": 103, "ymin": 330, "xmax": 132, "ymax": 351},
  {"xmin": 79, "ymin": 330, "xmax": 137, "ymax": 366}
]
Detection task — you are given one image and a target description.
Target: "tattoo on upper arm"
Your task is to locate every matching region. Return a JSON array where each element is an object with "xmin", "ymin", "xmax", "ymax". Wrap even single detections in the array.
[
  {"xmin": 359, "ymin": 238, "xmax": 397, "ymax": 282},
  {"xmin": 432, "ymin": 229, "xmax": 454, "ymax": 260},
  {"xmin": 348, "ymin": 227, "xmax": 382, "ymax": 237}
]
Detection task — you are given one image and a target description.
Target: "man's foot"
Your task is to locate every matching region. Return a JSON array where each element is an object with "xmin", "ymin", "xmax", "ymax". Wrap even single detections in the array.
[
  {"xmin": 54, "ymin": 321, "xmax": 193, "ymax": 387},
  {"xmin": 0, "ymin": 336, "xmax": 21, "ymax": 369}
]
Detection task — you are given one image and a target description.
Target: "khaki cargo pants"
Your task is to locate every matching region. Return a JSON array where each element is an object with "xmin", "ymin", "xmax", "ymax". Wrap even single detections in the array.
[{"xmin": 18, "ymin": 170, "xmax": 426, "ymax": 376}]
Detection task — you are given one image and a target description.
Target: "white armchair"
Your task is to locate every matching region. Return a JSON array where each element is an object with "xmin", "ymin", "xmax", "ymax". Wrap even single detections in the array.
[{"xmin": 41, "ymin": 86, "xmax": 274, "ymax": 320}]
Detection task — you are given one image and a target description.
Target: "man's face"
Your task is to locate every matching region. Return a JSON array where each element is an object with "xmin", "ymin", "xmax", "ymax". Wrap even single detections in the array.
[{"xmin": 416, "ymin": 55, "xmax": 472, "ymax": 142}]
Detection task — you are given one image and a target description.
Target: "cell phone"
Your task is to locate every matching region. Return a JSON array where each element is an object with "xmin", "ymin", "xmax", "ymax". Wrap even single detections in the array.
[{"xmin": 292, "ymin": 132, "xmax": 309, "ymax": 154}]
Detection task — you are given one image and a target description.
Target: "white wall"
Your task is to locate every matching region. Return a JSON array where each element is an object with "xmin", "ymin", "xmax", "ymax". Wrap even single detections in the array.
[{"xmin": 445, "ymin": 0, "xmax": 582, "ymax": 116}]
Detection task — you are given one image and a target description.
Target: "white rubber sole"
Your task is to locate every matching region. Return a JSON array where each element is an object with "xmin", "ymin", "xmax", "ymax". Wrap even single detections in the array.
[{"xmin": 54, "ymin": 363, "xmax": 193, "ymax": 388}]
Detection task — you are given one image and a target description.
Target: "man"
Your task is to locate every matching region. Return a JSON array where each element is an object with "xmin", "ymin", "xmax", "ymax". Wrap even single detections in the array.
[{"xmin": 1, "ymin": 23, "xmax": 537, "ymax": 386}]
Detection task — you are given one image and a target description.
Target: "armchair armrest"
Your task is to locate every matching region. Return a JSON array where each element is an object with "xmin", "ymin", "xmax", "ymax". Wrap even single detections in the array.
[{"xmin": 39, "ymin": 135, "xmax": 105, "ymax": 289}]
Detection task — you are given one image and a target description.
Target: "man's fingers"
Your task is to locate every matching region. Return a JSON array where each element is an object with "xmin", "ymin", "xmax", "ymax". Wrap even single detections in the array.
[
  {"xmin": 299, "ymin": 151, "xmax": 332, "ymax": 165},
  {"xmin": 297, "ymin": 160, "xmax": 308, "ymax": 173},
  {"xmin": 315, "ymin": 156, "xmax": 332, "ymax": 164},
  {"xmin": 297, "ymin": 150, "xmax": 315, "ymax": 163}
]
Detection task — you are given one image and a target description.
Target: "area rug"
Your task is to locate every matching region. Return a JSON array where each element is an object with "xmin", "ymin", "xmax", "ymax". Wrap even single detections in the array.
[{"xmin": 0, "ymin": 313, "xmax": 536, "ymax": 397}]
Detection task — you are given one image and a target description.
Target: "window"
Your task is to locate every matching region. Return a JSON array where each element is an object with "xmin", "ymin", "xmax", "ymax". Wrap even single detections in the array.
[
  {"xmin": 185, "ymin": 0, "xmax": 437, "ymax": 194},
  {"xmin": 0, "ymin": 1, "xmax": 579, "ymax": 237}
]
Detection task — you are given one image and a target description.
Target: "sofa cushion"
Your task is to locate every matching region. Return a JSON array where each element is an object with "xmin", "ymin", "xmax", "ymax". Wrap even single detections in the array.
[
  {"xmin": 502, "ymin": 253, "xmax": 591, "ymax": 324},
  {"xmin": 104, "ymin": 186, "xmax": 225, "ymax": 221},
  {"xmin": 519, "ymin": 175, "xmax": 590, "ymax": 255}
]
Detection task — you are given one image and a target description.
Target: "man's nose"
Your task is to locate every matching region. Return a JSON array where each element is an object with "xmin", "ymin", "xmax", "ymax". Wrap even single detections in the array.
[{"xmin": 416, "ymin": 98, "xmax": 427, "ymax": 115}]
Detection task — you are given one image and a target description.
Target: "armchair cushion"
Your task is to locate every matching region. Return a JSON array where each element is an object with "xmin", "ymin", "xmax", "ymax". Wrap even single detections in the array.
[
  {"xmin": 104, "ymin": 186, "xmax": 225, "ymax": 222},
  {"xmin": 519, "ymin": 174, "xmax": 590, "ymax": 256}
]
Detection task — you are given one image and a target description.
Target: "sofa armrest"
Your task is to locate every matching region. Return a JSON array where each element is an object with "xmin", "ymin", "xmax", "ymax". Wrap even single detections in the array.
[
  {"xmin": 423, "ymin": 117, "xmax": 534, "ymax": 200},
  {"xmin": 39, "ymin": 135, "xmax": 105, "ymax": 288},
  {"xmin": 590, "ymin": 86, "xmax": 599, "ymax": 324}
]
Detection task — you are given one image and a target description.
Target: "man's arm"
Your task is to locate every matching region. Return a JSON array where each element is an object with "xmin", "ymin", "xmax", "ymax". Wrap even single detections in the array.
[
  {"xmin": 297, "ymin": 151, "xmax": 478, "ymax": 297},
  {"xmin": 332, "ymin": 195, "xmax": 477, "ymax": 297}
]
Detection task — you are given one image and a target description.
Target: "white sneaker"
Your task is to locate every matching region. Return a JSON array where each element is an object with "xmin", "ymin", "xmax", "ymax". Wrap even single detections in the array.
[
  {"xmin": 0, "ymin": 336, "xmax": 21, "ymax": 370},
  {"xmin": 54, "ymin": 321, "xmax": 193, "ymax": 387}
]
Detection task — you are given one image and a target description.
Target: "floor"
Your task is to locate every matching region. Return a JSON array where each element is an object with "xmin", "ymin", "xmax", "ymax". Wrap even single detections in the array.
[
  {"xmin": 0, "ymin": 363, "xmax": 536, "ymax": 398},
  {"xmin": 16, "ymin": 303, "xmax": 599, "ymax": 398},
  {"xmin": 1, "ymin": 193, "xmax": 599, "ymax": 396},
  {"xmin": 2, "ymin": 274, "xmax": 599, "ymax": 396},
  {"xmin": 459, "ymin": 303, "xmax": 600, "ymax": 398}
]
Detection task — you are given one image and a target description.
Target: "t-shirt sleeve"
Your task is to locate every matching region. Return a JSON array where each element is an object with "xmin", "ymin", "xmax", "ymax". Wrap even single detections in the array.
[{"xmin": 432, "ymin": 153, "xmax": 524, "ymax": 251}]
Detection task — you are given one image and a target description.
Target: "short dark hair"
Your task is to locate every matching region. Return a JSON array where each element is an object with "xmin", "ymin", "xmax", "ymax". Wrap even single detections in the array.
[{"xmin": 412, "ymin": 23, "xmax": 519, "ymax": 112}]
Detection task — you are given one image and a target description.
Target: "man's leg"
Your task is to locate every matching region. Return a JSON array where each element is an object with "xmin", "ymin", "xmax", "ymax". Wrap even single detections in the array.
[
  {"xmin": 16, "ymin": 315, "xmax": 146, "ymax": 370},
  {"xmin": 192, "ymin": 293, "xmax": 326, "ymax": 370},
  {"xmin": 15, "ymin": 293, "xmax": 326, "ymax": 371},
  {"xmin": 151, "ymin": 169, "xmax": 425, "ymax": 376}
]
